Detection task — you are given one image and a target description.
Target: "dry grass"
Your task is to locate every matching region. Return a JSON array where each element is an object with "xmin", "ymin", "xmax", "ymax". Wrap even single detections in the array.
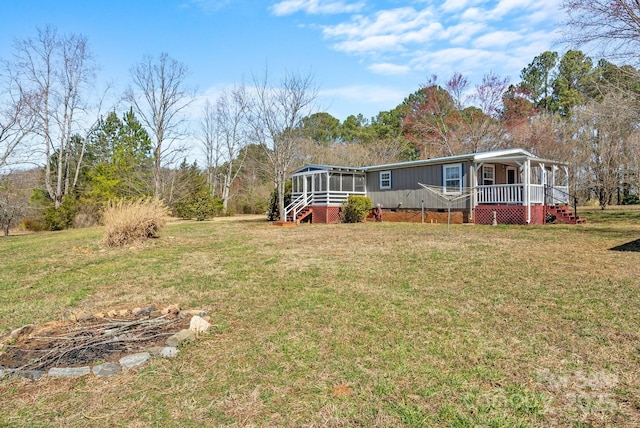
[
  {"xmin": 101, "ymin": 198, "xmax": 169, "ymax": 247},
  {"xmin": 1, "ymin": 212, "xmax": 639, "ymax": 426}
]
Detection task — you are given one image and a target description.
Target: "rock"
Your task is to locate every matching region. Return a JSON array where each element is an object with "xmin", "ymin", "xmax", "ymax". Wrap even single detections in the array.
[
  {"xmin": 133, "ymin": 306, "xmax": 152, "ymax": 317},
  {"xmin": 75, "ymin": 311, "xmax": 95, "ymax": 322},
  {"xmin": 48, "ymin": 366, "xmax": 91, "ymax": 378},
  {"xmin": 165, "ymin": 329, "xmax": 195, "ymax": 347},
  {"xmin": 119, "ymin": 352, "xmax": 151, "ymax": 371},
  {"xmin": 107, "ymin": 309, "xmax": 118, "ymax": 317},
  {"xmin": 0, "ymin": 367, "xmax": 4, "ymax": 379},
  {"xmin": 15, "ymin": 370, "xmax": 47, "ymax": 381},
  {"xmin": 150, "ymin": 310, "xmax": 162, "ymax": 318},
  {"xmin": 179, "ymin": 309, "xmax": 208, "ymax": 318},
  {"xmin": 95, "ymin": 312, "xmax": 106, "ymax": 319},
  {"xmin": 159, "ymin": 347, "xmax": 179, "ymax": 358},
  {"xmin": 3, "ymin": 324, "xmax": 35, "ymax": 344},
  {"xmin": 189, "ymin": 315, "xmax": 211, "ymax": 335},
  {"xmin": 202, "ymin": 315, "xmax": 211, "ymax": 322},
  {"xmin": 118, "ymin": 309, "xmax": 129, "ymax": 317},
  {"xmin": 161, "ymin": 304, "xmax": 180, "ymax": 315},
  {"xmin": 146, "ymin": 346, "xmax": 164, "ymax": 356},
  {"xmin": 92, "ymin": 362, "xmax": 121, "ymax": 377}
]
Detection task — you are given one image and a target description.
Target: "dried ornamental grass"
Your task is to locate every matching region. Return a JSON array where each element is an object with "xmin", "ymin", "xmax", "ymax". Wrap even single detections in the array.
[{"xmin": 101, "ymin": 198, "xmax": 169, "ymax": 247}]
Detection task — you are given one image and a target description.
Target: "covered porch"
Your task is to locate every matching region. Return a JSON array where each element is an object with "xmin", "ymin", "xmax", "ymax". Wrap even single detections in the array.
[
  {"xmin": 471, "ymin": 151, "xmax": 571, "ymax": 224},
  {"xmin": 287, "ymin": 165, "xmax": 366, "ymax": 223}
]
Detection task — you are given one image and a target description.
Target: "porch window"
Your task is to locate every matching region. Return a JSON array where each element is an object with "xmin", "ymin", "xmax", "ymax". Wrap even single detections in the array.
[
  {"xmin": 443, "ymin": 163, "xmax": 462, "ymax": 194},
  {"xmin": 380, "ymin": 171, "xmax": 391, "ymax": 190},
  {"xmin": 482, "ymin": 165, "xmax": 495, "ymax": 185},
  {"xmin": 330, "ymin": 173, "xmax": 341, "ymax": 191},
  {"xmin": 343, "ymin": 174, "xmax": 354, "ymax": 192},
  {"xmin": 355, "ymin": 175, "xmax": 365, "ymax": 192}
]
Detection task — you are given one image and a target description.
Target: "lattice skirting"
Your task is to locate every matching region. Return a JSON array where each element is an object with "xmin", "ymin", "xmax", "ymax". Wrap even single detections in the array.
[
  {"xmin": 309, "ymin": 206, "xmax": 341, "ymax": 224},
  {"xmin": 475, "ymin": 206, "xmax": 545, "ymax": 225}
]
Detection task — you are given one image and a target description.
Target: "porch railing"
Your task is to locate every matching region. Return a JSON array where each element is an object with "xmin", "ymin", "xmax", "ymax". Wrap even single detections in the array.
[
  {"xmin": 475, "ymin": 184, "xmax": 554, "ymax": 205},
  {"xmin": 291, "ymin": 190, "xmax": 366, "ymax": 206},
  {"xmin": 476, "ymin": 184, "xmax": 523, "ymax": 204}
]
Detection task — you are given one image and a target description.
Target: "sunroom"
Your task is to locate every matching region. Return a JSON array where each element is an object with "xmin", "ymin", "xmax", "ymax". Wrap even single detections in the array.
[{"xmin": 288, "ymin": 165, "xmax": 366, "ymax": 223}]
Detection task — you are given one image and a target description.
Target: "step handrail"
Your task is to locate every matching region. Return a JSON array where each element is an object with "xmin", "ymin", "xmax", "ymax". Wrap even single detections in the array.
[
  {"xmin": 544, "ymin": 185, "xmax": 579, "ymax": 219},
  {"xmin": 284, "ymin": 193, "xmax": 313, "ymax": 222}
]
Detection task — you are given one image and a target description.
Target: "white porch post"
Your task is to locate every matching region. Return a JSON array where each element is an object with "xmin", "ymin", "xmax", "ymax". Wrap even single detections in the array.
[
  {"xmin": 525, "ymin": 159, "xmax": 531, "ymax": 224},
  {"xmin": 470, "ymin": 163, "xmax": 476, "ymax": 220}
]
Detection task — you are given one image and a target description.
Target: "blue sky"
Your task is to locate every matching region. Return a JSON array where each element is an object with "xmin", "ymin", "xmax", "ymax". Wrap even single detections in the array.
[{"xmin": 1, "ymin": 0, "xmax": 565, "ymax": 122}]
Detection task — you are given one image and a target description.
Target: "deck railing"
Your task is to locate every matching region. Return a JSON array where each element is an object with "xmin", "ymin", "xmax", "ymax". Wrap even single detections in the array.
[
  {"xmin": 476, "ymin": 184, "xmax": 523, "ymax": 204},
  {"xmin": 476, "ymin": 184, "xmax": 560, "ymax": 205},
  {"xmin": 291, "ymin": 190, "xmax": 366, "ymax": 206}
]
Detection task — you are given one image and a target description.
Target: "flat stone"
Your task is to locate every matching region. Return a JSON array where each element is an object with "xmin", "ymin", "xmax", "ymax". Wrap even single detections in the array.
[
  {"xmin": 107, "ymin": 310, "xmax": 118, "ymax": 318},
  {"xmin": 165, "ymin": 329, "xmax": 195, "ymax": 347},
  {"xmin": 189, "ymin": 315, "xmax": 211, "ymax": 334},
  {"xmin": 92, "ymin": 362, "xmax": 121, "ymax": 377},
  {"xmin": 119, "ymin": 352, "xmax": 151, "ymax": 371},
  {"xmin": 161, "ymin": 304, "xmax": 180, "ymax": 315},
  {"xmin": 159, "ymin": 347, "xmax": 179, "ymax": 358},
  {"xmin": 15, "ymin": 369, "xmax": 47, "ymax": 381},
  {"xmin": 147, "ymin": 346, "xmax": 164, "ymax": 356},
  {"xmin": 0, "ymin": 367, "xmax": 5, "ymax": 379},
  {"xmin": 133, "ymin": 306, "xmax": 152, "ymax": 317},
  {"xmin": 179, "ymin": 309, "xmax": 208, "ymax": 318},
  {"xmin": 48, "ymin": 366, "xmax": 91, "ymax": 378}
]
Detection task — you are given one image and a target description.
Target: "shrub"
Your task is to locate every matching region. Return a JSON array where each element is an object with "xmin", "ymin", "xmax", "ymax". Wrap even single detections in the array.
[
  {"xmin": 341, "ymin": 195, "xmax": 373, "ymax": 223},
  {"xmin": 267, "ymin": 180, "xmax": 292, "ymax": 221},
  {"xmin": 174, "ymin": 191, "xmax": 222, "ymax": 221},
  {"xmin": 101, "ymin": 198, "xmax": 169, "ymax": 247},
  {"xmin": 622, "ymin": 194, "xmax": 640, "ymax": 205},
  {"xmin": 42, "ymin": 196, "xmax": 79, "ymax": 230}
]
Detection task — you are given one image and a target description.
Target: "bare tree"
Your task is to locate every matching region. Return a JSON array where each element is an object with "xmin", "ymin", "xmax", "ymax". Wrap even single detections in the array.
[
  {"xmin": 199, "ymin": 100, "xmax": 224, "ymax": 197},
  {"xmin": 250, "ymin": 69, "xmax": 318, "ymax": 221},
  {"xmin": 574, "ymin": 90, "xmax": 637, "ymax": 208},
  {"xmin": 126, "ymin": 53, "xmax": 192, "ymax": 199},
  {"xmin": 0, "ymin": 88, "xmax": 34, "ymax": 170},
  {"xmin": 199, "ymin": 85, "xmax": 251, "ymax": 213},
  {"xmin": 7, "ymin": 26, "xmax": 96, "ymax": 207},
  {"xmin": 562, "ymin": 0, "xmax": 640, "ymax": 63}
]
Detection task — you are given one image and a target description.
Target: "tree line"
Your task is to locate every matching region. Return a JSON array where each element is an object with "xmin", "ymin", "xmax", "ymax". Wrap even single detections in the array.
[{"xmin": 2, "ymin": 4, "xmax": 640, "ymax": 234}]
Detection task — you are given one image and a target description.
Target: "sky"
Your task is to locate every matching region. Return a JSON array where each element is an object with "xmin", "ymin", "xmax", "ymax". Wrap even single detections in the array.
[{"xmin": 0, "ymin": 0, "xmax": 566, "ymax": 123}]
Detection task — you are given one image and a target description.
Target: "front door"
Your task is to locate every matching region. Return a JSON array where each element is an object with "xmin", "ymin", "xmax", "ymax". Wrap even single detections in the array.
[{"xmin": 506, "ymin": 167, "xmax": 517, "ymax": 184}]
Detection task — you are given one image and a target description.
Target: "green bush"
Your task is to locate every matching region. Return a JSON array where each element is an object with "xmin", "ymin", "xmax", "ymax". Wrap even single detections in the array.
[
  {"xmin": 622, "ymin": 194, "xmax": 640, "ymax": 205},
  {"xmin": 174, "ymin": 191, "xmax": 222, "ymax": 221},
  {"xmin": 341, "ymin": 195, "xmax": 373, "ymax": 223},
  {"xmin": 267, "ymin": 180, "xmax": 292, "ymax": 221},
  {"xmin": 42, "ymin": 196, "xmax": 79, "ymax": 231},
  {"xmin": 101, "ymin": 198, "xmax": 169, "ymax": 247}
]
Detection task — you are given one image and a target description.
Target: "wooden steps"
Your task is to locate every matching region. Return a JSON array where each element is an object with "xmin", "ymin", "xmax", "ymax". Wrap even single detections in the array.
[
  {"xmin": 546, "ymin": 206, "xmax": 586, "ymax": 224},
  {"xmin": 285, "ymin": 207, "xmax": 312, "ymax": 224}
]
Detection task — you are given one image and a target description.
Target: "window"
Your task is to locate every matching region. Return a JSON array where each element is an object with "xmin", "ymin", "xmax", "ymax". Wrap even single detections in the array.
[
  {"xmin": 355, "ymin": 175, "xmax": 365, "ymax": 192},
  {"xmin": 379, "ymin": 171, "xmax": 391, "ymax": 189},
  {"xmin": 443, "ymin": 163, "xmax": 462, "ymax": 194},
  {"xmin": 482, "ymin": 165, "xmax": 495, "ymax": 185}
]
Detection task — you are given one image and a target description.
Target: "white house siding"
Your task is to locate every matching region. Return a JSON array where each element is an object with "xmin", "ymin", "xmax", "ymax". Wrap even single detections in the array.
[{"xmin": 365, "ymin": 162, "xmax": 471, "ymax": 210}]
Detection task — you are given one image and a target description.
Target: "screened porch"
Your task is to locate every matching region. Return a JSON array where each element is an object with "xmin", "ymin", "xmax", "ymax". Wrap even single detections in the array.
[{"xmin": 290, "ymin": 166, "xmax": 367, "ymax": 206}]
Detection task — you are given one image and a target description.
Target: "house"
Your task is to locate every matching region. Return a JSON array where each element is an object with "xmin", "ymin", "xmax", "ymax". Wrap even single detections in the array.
[{"xmin": 286, "ymin": 148, "xmax": 582, "ymax": 225}]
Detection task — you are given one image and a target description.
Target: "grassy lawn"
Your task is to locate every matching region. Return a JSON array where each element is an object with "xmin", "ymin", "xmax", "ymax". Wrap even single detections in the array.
[{"xmin": 1, "ymin": 210, "xmax": 639, "ymax": 427}]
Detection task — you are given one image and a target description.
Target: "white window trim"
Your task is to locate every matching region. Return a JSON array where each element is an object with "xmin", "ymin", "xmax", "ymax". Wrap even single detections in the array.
[
  {"xmin": 379, "ymin": 170, "xmax": 391, "ymax": 190},
  {"xmin": 443, "ymin": 163, "xmax": 463, "ymax": 194},
  {"xmin": 483, "ymin": 164, "xmax": 495, "ymax": 186}
]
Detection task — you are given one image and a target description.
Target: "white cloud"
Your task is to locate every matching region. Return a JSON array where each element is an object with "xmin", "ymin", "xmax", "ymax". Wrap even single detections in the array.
[
  {"xmin": 322, "ymin": 7, "xmax": 442, "ymax": 55},
  {"xmin": 473, "ymin": 30, "xmax": 522, "ymax": 49},
  {"xmin": 368, "ymin": 62, "xmax": 411, "ymax": 75},
  {"xmin": 270, "ymin": 0, "xmax": 365, "ymax": 16}
]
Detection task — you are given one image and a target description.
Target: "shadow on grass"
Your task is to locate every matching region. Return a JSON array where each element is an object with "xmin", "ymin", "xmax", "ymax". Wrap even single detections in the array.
[{"xmin": 610, "ymin": 239, "xmax": 640, "ymax": 252}]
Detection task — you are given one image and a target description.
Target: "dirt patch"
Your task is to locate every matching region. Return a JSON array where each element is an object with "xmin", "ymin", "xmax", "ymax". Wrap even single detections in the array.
[{"xmin": 0, "ymin": 307, "xmax": 193, "ymax": 371}]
